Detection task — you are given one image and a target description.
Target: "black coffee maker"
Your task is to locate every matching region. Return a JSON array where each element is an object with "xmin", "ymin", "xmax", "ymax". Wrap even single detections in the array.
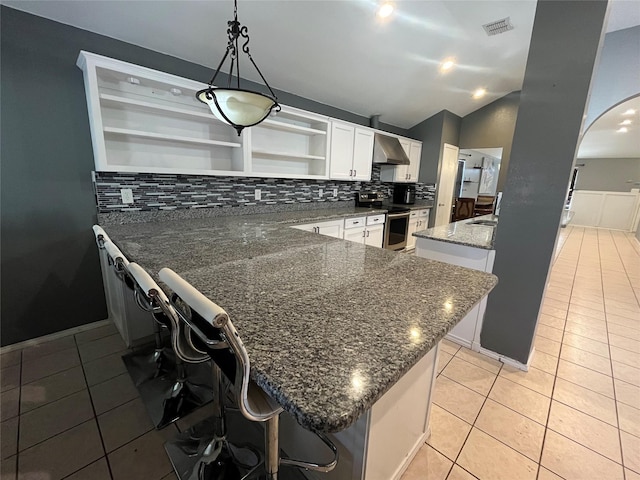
[{"xmin": 393, "ymin": 184, "xmax": 416, "ymax": 204}]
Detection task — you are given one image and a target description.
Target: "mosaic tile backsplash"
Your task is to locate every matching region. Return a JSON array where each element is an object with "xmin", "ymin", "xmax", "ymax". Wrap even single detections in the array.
[{"xmin": 94, "ymin": 165, "xmax": 436, "ymax": 213}]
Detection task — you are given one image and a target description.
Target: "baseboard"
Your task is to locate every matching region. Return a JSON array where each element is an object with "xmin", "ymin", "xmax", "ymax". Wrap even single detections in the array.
[
  {"xmin": 391, "ymin": 430, "xmax": 430, "ymax": 480},
  {"xmin": 0, "ymin": 319, "xmax": 112, "ymax": 354},
  {"xmin": 445, "ymin": 333, "xmax": 473, "ymax": 349},
  {"xmin": 477, "ymin": 346, "xmax": 534, "ymax": 372}
]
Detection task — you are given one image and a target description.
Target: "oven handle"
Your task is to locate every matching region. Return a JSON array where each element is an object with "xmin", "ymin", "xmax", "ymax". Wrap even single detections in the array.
[{"xmin": 387, "ymin": 212, "xmax": 410, "ymax": 219}]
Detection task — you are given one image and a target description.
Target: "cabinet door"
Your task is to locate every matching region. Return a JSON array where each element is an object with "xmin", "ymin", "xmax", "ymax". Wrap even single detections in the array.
[
  {"xmin": 316, "ymin": 219, "xmax": 344, "ymax": 239},
  {"xmin": 343, "ymin": 227, "xmax": 366, "ymax": 244},
  {"xmin": 406, "ymin": 218, "xmax": 419, "ymax": 250},
  {"xmin": 351, "ymin": 128, "xmax": 374, "ymax": 181},
  {"xmin": 395, "ymin": 139, "xmax": 411, "ymax": 183},
  {"xmin": 417, "ymin": 210, "xmax": 430, "ymax": 230},
  {"xmin": 365, "ymin": 224, "xmax": 384, "ymax": 248},
  {"xmin": 407, "ymin": 142, "xmax": 422, "ymax": 183},
  {"xmin": 329, "ymin": 122, "xmax": 355, "ymax": 180}
]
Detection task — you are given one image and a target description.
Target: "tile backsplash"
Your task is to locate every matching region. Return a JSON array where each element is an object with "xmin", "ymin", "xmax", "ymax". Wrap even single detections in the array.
[{"xmin": 94, "ymin": 165, "xmax": 435, "ymax": 213}]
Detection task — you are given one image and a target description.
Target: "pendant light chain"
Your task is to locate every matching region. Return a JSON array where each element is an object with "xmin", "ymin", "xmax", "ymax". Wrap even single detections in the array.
[{"xmin": 196, "ymin": 0, "xmax": 280, "ymax": 135}]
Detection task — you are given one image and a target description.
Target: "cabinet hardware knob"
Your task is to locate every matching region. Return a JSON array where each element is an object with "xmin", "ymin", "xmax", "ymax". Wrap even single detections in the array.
[
  {"xmin": 354, "ymin": 169, "xmax": 357, "ymax": 176},
  {"xmin": 366, "ymin": 230, "xmax": 370, "ymax": 237},
  {"xmin": 349, "ymin": 169, "xmax": 353, "ymax": 176},
  {"xmin": 362, "ymin": 231, "xmax": 366, "ymax": 237}
]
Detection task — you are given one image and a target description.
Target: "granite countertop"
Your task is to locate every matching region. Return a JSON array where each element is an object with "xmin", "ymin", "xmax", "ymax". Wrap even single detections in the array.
[
  {"xmin": 413, "ymin": 214, "xmax": 498, "ymax": 250},
  {"xmin": 103, "ymin": 209, "xmax": 497, "ymax": 433}
]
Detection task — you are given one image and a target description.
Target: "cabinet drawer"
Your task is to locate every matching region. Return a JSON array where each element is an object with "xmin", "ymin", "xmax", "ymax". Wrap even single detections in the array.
[
  {"xmin": 344, "ymin": 217, "xmax": 367, "ymax": 229},
  {"xmin": 410, "ymin": 211, "xmax": 419, "ymax": 218},
  {"xmin": 366, "ymin": 214, "xmax": 385, "ymax": 226},
  {"xmin": 419, "ymin": 209, "xmax": 430, "ymax": 217}
]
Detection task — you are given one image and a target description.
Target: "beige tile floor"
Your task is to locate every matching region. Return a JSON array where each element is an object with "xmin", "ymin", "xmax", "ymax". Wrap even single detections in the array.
[
  {"xmin": 1, "ymin": 226, "xmax": 638, "ymax": 480},
  {"xmin": 402, "ymin": 227, "xmax": 640, "ymax": 480}
]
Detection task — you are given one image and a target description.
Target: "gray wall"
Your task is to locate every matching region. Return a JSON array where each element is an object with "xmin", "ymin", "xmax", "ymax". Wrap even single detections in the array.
[
  {"xmin": 480, "ymin": 0, "xmax": 608, "ymax": 364},
  {"xmin": 458, "ymin": 92, "xmax": 520, "ymax": 193},
  {"xmin": 585, "ymin": 26, "xmax": 640, "ymax": 129},
  {"xmin": 409, "ymin": 110, "xmax": 461, "ymax": 185},
  {"xmin": 576, "ymin": 158, "xmax": 640, "ymax": 191},
  {"xmin": 409, "ymin": 110, "xmax": 461, "ymax": 226},
  {"xmin": 0, "ymin": 7, "xmax": 408, "ymax": 346}
]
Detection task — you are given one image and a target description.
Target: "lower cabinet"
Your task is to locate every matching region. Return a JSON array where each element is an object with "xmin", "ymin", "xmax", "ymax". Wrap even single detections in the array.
[
  {"xmin": 415, "ymin": 238, "xmax": 495, "ymax": 351},
  {"xmin": 406, "ymin": 209, "xmax": 430, "ymax": 250},
  {"xmin": 344, "ymin": 215, "xmax": 385, "ymax": 248},
  {"xmin": 279, "ymin": 343, "xmax": 439, "ymax": 480},
  {"xmin": 292, "ymin": 214, "xmax": 385, "ymax": 248},
  {"xmin": 291, "ymin": 219, "xmax": 344, "ymax": 239}
]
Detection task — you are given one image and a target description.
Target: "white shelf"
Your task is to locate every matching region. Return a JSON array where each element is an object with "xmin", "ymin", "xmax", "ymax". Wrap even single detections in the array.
[
  {"xmin": 103, "ymin": 127, "xmax": 242, "ymax": 148},
  {"xmin": 259, "ymin": 119, "xmax": 327, "ymax": 136},
  {"xmin": 100, "ymin": 93, "xmax": 219, "ymax": 122},
  {"xmin": 251, "ymin": 149, "xmax": 326, "ymax": 161}
]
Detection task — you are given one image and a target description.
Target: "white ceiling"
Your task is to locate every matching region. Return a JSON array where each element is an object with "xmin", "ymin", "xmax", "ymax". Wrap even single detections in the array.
[
  {"xmin": 3, "ymin": 0, "xmax": 538, "ymax": 128},
  {"xmin": 3, "ymin": 0, "xmax": 636, "ymax": 129},
  {"xmin": 578, "ymin": 96, "xmax": 640, "ymax": 159}
]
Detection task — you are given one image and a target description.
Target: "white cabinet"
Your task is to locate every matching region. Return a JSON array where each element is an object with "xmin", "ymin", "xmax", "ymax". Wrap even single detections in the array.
[
  {"xmin": 291, "ymin": 219, "xmax": 344, "ymax": 239},
  {"xmin": 343, "ymin": 215, "xmax": 385, "ymax": 248},
  {"xmin": 379, "ymin": 140, "xmax": 422, "ymax": 183},
  {"xmin": 77, "ymin": 51, "xmax": 246, "ymax": 175},
  {"xmin": 406, "ymin": 209, "xmax": 430, "ymax": 251},
  {"xmin": 78, "ymin": 51, "xmax": 420, "ymax": 183},
  {"xmin": 280, "ymin": 343, "xmax": 439, "ymax": 480},
  {"xmin": 247, "ymin": 105, "xmax": 330, "ymax": 179},
  {"xmin": 415, "ymin": 238, "xmax": 495, "ymax": 351},
  {"xmin": 77, "ymin": 51, "xmax": 330, "ymax": 179},
  {"xmin": 329, "ymin": 122, "xmax": 374, "ymax": 181}
]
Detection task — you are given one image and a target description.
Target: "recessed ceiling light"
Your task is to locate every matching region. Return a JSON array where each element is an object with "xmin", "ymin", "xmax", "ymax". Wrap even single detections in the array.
[
  {"xmin": 622, "ymin": 109, "xmax": 636, "ymax": 116},
  {"xmin": 440, "ymin": 59, "xmax": 455, "ymax": 73},
  {"xmin": 473, "ymin": 88, "xmax": 486, "ymax": 99},
  {"xmin": 620, "ymin": 119, "xmax": 632, "ymax": 125},
  {"xmin": 377, "ymin": 2, "xmax": 395, "ymax": 18},
  {"xmin": 617, "ymin": 127, "xmax": 628, "ymax": 133}
]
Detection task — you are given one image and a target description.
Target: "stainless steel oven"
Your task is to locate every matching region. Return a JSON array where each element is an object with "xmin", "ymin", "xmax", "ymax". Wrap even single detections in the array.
[{"xmin": 383, "ymin": 210, "xmax": 410, "ymax": 251}]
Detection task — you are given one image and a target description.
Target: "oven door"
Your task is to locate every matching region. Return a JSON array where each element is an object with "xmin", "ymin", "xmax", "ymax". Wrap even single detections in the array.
[{"xmin": 383, "ymin": 212, "xmax": 410, "ymax": 251}]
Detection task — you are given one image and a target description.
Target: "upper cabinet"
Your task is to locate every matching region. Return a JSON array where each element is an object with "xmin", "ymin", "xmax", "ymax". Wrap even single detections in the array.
[
  {"xmin": 329, "ymin": 122, "xmax": 374, "ymax": 181},
  {"xmin": 246, "ymin": 105, "xmax": 330, "ymax": 179},
  {"xmin": 77, "ymin": 51, "xmax": 246, "ymax": 176},
  {"xmin": 78, "ymin": 52, "xmax": 419, "ymax": 182},
  {"xmin": 379, "ymin": 140, "xmax": 422, "ymax": 183}
]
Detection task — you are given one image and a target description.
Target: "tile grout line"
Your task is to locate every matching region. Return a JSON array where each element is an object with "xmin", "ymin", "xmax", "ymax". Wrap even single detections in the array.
[
  {"xmin": 537, "ymin": 224, "xmax": 584, "ymax": 479},
  {"xmin": 15, "ymin": 349, "xmax": 23, "ymax": 477},
  {"xmin": 600, "ymin": 230, "xmax": 629, "ymax": 480},
  {"xmin": 73, "ymin": 334, "xmax": 116, "ymax": 480},
  {"xmin": 450, "ymin": 362, "xmax": 505, "ymax": 477}
]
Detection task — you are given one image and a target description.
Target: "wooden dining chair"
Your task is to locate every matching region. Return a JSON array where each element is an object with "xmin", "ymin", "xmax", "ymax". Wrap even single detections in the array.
[
  {"xmin": 453, "ymin": 198, "xmax": 476, "ymax": 221},
  {"xmin": 474, "ymin": 195, "xmax": 496, "ymax": 216}
]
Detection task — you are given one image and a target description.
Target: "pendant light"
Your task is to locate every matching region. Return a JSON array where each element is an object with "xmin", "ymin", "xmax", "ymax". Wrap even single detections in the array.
[{"xmin": 196, "ymin": 0, "xmax": 280, "ymax": 135}]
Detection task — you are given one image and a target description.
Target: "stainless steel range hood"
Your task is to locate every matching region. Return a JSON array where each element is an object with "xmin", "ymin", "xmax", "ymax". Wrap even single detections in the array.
[{"xmin": 372, "ymin": 133, "xmax": 410, "ymax": 165}]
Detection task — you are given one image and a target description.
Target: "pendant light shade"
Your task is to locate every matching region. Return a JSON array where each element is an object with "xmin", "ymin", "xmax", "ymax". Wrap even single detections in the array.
[
  {"xmin": 197, "ymin": 88, "xmax": 277, "ymax": 131},
  {"xmin": 196, "ymin": 0, "xmax": 280, "ymax": 135}
]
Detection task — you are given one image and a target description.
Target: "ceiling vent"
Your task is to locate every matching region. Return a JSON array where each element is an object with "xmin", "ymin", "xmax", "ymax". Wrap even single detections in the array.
[{"xmin": 483, "ymin": 17, "xmax": 514, "ymax": 36}]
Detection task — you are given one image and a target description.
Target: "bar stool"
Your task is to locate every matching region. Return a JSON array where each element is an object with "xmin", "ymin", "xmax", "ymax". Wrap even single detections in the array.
[
  {"xmin": 159, "ymin": 267, "xmax": 338, "ymax": 480},
  {"xmin": 93, "ymin": 225, "xmax": 174, "ymax": 385},
  {"xmin": 102, "ymin": 243, "xmax": 212, "ymax": 429}
]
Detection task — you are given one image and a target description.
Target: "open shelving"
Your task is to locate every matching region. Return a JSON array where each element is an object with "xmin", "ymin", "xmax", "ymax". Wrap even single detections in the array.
[
  {"xmin": 78, "ymin": 51, "xmax": 247, "ymax": 175},
  {"xmin": 247, "ymin": 105, "xmax": 330, "ymax": 179}
]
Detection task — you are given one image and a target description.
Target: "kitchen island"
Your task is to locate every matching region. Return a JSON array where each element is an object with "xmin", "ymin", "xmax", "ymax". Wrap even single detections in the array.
[
  {"xmin": 102, "ymin": 206, "xmax": 497, "ymax": 479},
  {"xmin": 413, "ymin": 215, "xmax": 498, "ymax": 352}
]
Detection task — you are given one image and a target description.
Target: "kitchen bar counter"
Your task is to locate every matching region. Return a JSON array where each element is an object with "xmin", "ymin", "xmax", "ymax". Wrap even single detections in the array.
[
  {"xmin": 414, "ymin": 214, "xmax": 498, "ymax": 250},
  {"xmin": 103, "ymin": 209, "xmax": 497, "ymax": 434}
]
